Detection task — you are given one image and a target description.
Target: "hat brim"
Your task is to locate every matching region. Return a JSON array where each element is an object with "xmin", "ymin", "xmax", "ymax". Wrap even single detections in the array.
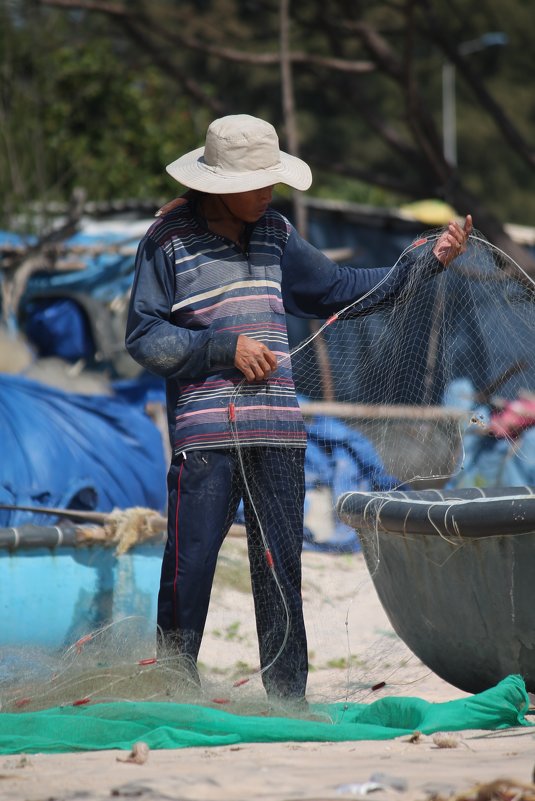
[{"xmin": 166, "ymin": 146, "xmax": 312, "ymax": 193}]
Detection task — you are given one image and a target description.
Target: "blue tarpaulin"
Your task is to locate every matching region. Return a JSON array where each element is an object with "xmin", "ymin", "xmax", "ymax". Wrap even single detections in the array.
[
  {"xmin": 0, "ymin": 227, "xmax": 141, "ymax": 372},
  {"xmin": 23, "ymin": 298, "xmax": 95, "ymax": 362},
  {"xmin": 0, "ymin": 374, "xmax": 167, "ymax": 527},
  {"xmin": 443, "ymin": 379, "xmax": 535, "ymax": 490},
  {"xmin": 302, "ymin": 416, "xmax": 399, "ymax": 551}
]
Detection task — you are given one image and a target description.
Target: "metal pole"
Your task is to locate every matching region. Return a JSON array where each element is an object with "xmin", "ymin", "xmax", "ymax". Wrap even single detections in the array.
[
  {"xmin": 442, "ymin": 61, "xmax": 457, "ymax": 166},
  {"xmin": 442, "ymin": 32, "xmax": 507, "ymax": 168}
]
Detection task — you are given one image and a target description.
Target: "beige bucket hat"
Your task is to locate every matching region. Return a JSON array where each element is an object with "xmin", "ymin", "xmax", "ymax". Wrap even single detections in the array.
[{"xmin": 166, "ymin": 114, "xmax": 312, "ymax": 194}]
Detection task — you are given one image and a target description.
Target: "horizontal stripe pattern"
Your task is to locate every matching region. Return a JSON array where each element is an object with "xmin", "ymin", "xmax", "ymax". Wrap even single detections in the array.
[
  {"xmin": 148, "ymin": 203, "xmax": 306, "ymax": 453},
  {"xmin": 176, "ymin": 294, "xmax": 285, "ymax": 326},
  {"xmin": 171, "ymin": 279, "xmax": 282, "ymax": 312}
]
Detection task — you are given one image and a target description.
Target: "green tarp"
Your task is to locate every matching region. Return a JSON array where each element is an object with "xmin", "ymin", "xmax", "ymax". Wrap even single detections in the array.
[{"xmin": 0, "ymin": 675, "xmax": 531, "ymax": 754}]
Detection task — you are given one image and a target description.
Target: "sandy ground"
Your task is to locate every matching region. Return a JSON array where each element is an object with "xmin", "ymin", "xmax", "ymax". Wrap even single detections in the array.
[{"xmin": 1, "ymin": 537, "xmax": 535, "ymax": 801}]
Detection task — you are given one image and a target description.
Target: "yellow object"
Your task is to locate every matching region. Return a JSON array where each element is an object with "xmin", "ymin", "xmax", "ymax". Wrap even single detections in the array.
[{"xmin": 399, "ymin": 199, "xmax": 458, "ymax": 225}]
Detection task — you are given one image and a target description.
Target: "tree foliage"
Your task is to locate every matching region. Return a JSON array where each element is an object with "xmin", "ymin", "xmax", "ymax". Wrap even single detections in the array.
[
  {"xmin": 1, "ymin": 0, "xmax": 534, "ymax": 266},
  {"xmin": 0, "ymin": 0, "xmax": 202, "ymax": 226}
]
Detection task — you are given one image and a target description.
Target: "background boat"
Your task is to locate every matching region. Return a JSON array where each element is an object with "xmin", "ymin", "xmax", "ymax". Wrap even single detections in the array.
[{"xmin": 0, "ymin": 521, "xmax": 165, "ymax": 649}]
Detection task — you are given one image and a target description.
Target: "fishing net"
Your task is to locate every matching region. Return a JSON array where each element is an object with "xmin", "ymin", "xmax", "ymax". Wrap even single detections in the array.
[
  {"xmin": 0, "ymin": 674, "xmax": 531, "ymax": 753},
  {"xmin": 1, "ymin": 226, "xmax": 534, "ymax": 745},
  {"xmin": 286, "ymin": 228, "xmax": 534, "ymax": 490},
  {"xmin": 0, "ymin": 550, "xmax": 425, "ymax": 713},
  {"xmin": 222, "ymin": 226, "xmax": 535, "ymax": 703}
]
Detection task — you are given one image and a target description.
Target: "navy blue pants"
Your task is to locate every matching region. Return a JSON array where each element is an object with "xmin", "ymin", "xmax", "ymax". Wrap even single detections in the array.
[{"xmin": 157, "ymin": 447, "xmax": 308, "ymax": 699}]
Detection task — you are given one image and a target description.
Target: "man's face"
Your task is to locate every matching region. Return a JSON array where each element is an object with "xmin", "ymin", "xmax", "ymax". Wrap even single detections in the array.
[{"xmin": 220, "ymin": 186, "xmax": 274, "ymax": 223}]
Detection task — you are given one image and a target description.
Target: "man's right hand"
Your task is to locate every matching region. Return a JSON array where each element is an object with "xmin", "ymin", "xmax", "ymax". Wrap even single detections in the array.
[{"xmin": 234, "ymin": 335, "xmax": 278, "ymax": 382}]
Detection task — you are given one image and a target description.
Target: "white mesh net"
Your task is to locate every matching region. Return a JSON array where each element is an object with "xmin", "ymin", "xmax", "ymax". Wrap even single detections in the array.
[{"xmin": 221, "ymin": 226, "xmax": 534, "ymax": 702}]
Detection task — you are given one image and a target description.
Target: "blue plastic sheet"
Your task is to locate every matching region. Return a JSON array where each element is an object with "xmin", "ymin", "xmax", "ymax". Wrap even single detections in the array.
[
  {"xmin": 21, "ymin": 231, "xmax": 137, "ymax": 303},
  {"xmin": 303, "ymin": 417, "xmax": 400, "ymax": 552},
  {"xmin": 23, "ymin": 298, "xmax": 95, "ymax": 362},
  {"xmin": 0, "ymin": 228, "xmax": 139, "ymax": 370},
  {"xmin": 443, "ymin": 379, "xmax": 535, "ymax": 489},
  {"xmin": 0, "ymin": 374, "xmax": 167, "ymax": 527}
]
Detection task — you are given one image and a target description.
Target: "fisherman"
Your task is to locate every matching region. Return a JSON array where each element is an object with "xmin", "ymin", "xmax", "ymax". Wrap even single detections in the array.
[{"xmin": 125, "ymin": 113, "xmax": 472, "ymax": 705}]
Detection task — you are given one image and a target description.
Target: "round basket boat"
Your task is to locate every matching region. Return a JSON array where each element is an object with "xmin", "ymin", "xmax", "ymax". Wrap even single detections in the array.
[{"xmin": 336, "ymin": 485, "xmax": 535, "ymax": 694}]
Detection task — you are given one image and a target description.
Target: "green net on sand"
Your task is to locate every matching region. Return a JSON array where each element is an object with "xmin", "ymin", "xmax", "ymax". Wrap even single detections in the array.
[{"xmin": 0, "ymin": 675, "xmax": 531, "ymax": 754}]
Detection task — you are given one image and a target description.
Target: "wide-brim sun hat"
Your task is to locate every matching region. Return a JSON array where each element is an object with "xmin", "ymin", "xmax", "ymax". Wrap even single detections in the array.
[{"xmin": 166, "ymin": 114, "xmax": 312, "ymax": 194}]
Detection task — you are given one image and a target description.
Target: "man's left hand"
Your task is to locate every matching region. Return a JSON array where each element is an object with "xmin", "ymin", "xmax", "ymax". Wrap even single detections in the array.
[{"xmin": 433, "ymin": 214, "xmax": 473, "ymax": 266}]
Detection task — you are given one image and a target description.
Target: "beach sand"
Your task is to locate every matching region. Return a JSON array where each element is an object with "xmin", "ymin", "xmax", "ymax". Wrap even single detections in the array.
[{"xmin": 1, "ymin": 537, "xmax": 534, "ymax": 801}]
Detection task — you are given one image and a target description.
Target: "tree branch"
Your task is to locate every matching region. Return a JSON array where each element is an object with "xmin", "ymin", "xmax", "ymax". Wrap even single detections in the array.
[
  {"xmin": 313, "ymin": 158, "xmax": 428, "ymax": 197},
  {"xmin": 40, "ymin": 0, "xmax": 375, "ymax": 74},
  {"xmin": 341, "ymin": 13, "xmax": 451, "ymax": 186},
  {"xmin": 119, "ymin": 17, "xmax": 227, "ymax": 116},
  {"xmin": 40, "ymin": 0, "xmax": 226, "ymax": 115},
  {"xmin": 41, "ymin": 0, "xmax": 127, "ymax": 13}
]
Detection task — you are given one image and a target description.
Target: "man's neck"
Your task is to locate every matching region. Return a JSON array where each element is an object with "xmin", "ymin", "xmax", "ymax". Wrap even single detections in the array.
[{"xmin": 200, "ymin": 195, "xmax": 245, "ymax": 246}]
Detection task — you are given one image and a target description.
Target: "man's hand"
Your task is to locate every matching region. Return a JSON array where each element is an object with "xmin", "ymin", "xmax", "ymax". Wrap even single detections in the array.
[
  {"xmin": 234, "ymin": 335, "xmax": 278, "ymax": 382},
  {"xmin": 433, "ymin": 214, "xmax": 473, "ymax": 266}
]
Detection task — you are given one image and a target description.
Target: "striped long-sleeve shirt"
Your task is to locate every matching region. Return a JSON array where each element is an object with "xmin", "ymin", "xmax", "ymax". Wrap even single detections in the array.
[{"xmin": 125, "ymin": 199, "xmax": 434, "ymax": 456}]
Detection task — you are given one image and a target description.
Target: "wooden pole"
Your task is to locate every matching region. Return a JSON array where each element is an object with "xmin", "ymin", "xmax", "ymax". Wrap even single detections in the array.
[
  {"xmin": 299, "ymin": 401, "xmax": 466, "ymax": 420},
  {"xmin": 280, "ymin": 0, "xmax": 335, "ymax": 401}
]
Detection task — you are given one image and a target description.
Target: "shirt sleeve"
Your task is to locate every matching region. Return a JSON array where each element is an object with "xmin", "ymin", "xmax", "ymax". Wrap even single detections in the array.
[
  {"xmin": 280, "ymin": 226, "xmax": 443, "ymax": 319},
  {"xmin": 125, "ymin": 235, "xmax": 239, "ymax": 379}
]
